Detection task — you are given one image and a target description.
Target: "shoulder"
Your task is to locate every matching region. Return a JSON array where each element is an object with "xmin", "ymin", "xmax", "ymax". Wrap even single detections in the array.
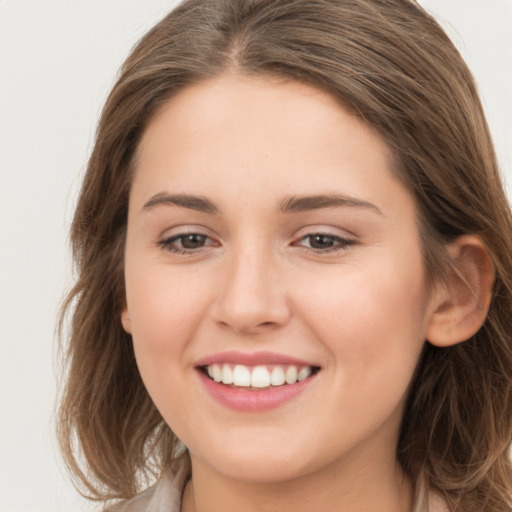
[
  {"xmin": 109, "ymin": 485, "xmax": 155, "ymax": 512},
  {"xmin": 108, "ymin": 457, "xmax": 190, "ymax": 512},
  {"xmin": 428, "ymin": 492, "xmax": 449, "ymax": 512},
  {"xmin": 413, "ymin": 476, "xmax": 449, "ymax": 512}
]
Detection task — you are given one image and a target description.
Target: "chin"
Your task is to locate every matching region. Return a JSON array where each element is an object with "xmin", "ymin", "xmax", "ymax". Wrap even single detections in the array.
[
  {"xmin": 206, "ymin": 453, "xmax": 313, "ymax": 484},
  {"xmin": 188, "ymin": 431, "xmax": 323, "ymax": 484}
]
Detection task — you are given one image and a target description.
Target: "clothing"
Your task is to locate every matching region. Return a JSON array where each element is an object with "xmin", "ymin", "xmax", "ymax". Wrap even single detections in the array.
[
  {"xmin": 112, "ymin": 459, "xmax": 449, "ymax": 512},
  {"xmin": 110, "ymin": 460, "xmax": 189, "ymax": 512}
]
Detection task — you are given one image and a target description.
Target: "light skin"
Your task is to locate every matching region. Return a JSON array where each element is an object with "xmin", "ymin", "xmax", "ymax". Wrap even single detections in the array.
[{"xmin": 121, "ymin": 74, "xmax": 493, "ymax": 512}]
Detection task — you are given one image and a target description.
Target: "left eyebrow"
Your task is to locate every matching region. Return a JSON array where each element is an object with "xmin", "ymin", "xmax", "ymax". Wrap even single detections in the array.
[{"xmin": 278, "ymin": 194, "xmax": 383, "ymax": 216}]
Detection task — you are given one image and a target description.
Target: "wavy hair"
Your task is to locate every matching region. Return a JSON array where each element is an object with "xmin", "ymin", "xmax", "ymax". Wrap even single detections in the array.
[{"xmin": 58, "ymin": 1, "xmax": 512, "ymax": 510}]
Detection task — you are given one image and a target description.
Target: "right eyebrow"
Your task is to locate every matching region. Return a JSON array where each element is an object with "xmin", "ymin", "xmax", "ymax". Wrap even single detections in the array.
[{"xmin": 142, "ymin": 193, "xmax": 220, "ymax": 214}]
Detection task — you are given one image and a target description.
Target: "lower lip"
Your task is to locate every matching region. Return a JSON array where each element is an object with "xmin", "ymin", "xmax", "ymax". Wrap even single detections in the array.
[{"xmin": 197, "ymin": 370, "xmax": 317, "ymax": 412}]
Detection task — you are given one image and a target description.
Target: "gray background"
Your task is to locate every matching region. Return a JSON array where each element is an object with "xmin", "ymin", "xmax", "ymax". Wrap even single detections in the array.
[{"xmin": 1, "ymin": 1, "xmax": 511, "ymax": 511}]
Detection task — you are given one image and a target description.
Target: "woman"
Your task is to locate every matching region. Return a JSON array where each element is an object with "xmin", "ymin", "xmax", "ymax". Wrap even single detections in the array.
[{"xmin": 58, "ymin": 1, "xmax": 512, "ymax": 511}]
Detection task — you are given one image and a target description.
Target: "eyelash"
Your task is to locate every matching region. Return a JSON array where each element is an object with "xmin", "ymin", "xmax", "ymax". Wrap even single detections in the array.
[
  {"xmin": 157, "ymin": 232, "xmax": 355, "ymax": 255},
  {"xmin": 158, "ymin": 232, "xmax": 217, "ymax": 255},
  {"xmin": 295, "ymin": 233, "xmax": 356, "ymax": 253}
]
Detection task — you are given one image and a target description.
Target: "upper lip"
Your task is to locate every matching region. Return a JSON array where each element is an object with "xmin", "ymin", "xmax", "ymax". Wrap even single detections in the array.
[{"xmin": 195, "ymin": 351, "xmax": 320, "ymax": 368}]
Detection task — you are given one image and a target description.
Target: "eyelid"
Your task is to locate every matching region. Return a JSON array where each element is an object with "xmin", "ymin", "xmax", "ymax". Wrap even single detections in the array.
[
  {"xmin": 157, "ymin": 226, "xmax": 220, "ymax": 255},
  {"xmin": 291, "ymin": 227, "xmax": 358, "ymax": 254},
  {"xmin": 155, "ymin": 224, "xmax": 357, "ymax": 256}
]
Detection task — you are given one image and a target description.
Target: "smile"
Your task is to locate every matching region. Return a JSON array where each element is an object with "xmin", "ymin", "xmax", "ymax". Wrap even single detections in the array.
[
  {"xmin": 195, "ymin": 353, "xmax": 321, "ymax": 412},
  {"xmin": 203, "ymin": 363, "xmax": 318, "ymax": 389}
]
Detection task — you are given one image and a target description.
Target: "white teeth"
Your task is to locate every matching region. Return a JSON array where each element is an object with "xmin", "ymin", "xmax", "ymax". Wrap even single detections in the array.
[
  {"xmin": 251, "ymin": 366, "xmax": 271, "ymax": 388},
  {"xmin": 232, "ymin": 365, "xmax": 251, "ymax": 387},
  {"xmin": 212, "ymin": 364, "xmax": 222, "ymax": 383},
  {"xmin": 270, "ymin": 366, "xmax": 286, "ymax": 386},
  {"xmin": 285, "ymin": 366, "xmax": 298, "ymax": 385},
  {"xmin": 205, "ymin": 363, "xmax": 315, "ymax": 387},
  {"xmin": 297, "ymin": 366, "xmax": 312, "ymax": 382},
  {"xmin": 221, "ymin": 364, "xmax": 233, "ymax": 384}
]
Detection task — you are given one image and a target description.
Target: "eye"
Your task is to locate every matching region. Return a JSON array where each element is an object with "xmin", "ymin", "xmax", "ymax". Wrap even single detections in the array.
[
  {"xmin": 295, "ymin": 233, "xmax": 355, "ymax": 253},
  {"xmin": 158, "ymin": 232, "xmax": 218, "ymax": 254}
]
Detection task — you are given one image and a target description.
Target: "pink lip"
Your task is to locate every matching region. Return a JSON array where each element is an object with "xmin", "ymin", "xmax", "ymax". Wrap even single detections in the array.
[
  {"xmin": 195, "ymin": 351, "xmax": 320, "ymax": 412},
  {"xmin": 195, "ymin": 350, "xmax": 317, "ymax": 367},
  {"xmin": 197, "ymin": 373, "xmax": 318, "ymax": 413}
]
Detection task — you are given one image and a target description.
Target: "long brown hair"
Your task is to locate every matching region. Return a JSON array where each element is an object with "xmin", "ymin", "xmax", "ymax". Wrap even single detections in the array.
[{"xmin": 58, "ymin": 1, "xmax": 512, "ymax": 510}]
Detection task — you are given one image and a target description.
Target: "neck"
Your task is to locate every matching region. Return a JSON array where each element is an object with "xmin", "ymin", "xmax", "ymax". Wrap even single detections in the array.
[{"xmin": 181, "ymin": 452, "xmax": 413, "ymax": 512}]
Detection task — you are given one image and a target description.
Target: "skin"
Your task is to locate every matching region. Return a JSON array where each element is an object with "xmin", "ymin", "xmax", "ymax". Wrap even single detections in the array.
[{"xmin": 121, "ymin": 74, "xmax": 445, "ymax": 512}]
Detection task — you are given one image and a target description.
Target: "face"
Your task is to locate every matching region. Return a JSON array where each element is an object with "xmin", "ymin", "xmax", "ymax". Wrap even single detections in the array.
[{"xmin": 122, "ymin": 75, "xmax": 436, "ymax": 484}]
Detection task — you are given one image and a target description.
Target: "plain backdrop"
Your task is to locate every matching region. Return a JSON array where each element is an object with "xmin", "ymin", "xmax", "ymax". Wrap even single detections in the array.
[{"xmin": 1, "ymin": 1, "xmax": 511, "ymax": 511}]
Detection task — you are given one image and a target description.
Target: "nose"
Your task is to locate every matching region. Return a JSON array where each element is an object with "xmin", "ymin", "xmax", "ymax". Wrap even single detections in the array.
[{"xmin": 212, "ymin": 246, "xmax": 291, "ymax": 335}]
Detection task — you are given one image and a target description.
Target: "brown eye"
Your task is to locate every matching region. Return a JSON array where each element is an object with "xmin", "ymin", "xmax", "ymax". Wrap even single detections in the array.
[
  {"xmin": 307, "ymin": 234, "xmax": 336, "ymax": 249},
  {"xmin": 180, "ymin": 233, "xmax": 208, "ymax": 249},
  {"xmin": 158, "ymin": 232, "xmax": 217, "ymax": 254},
  {"xmin": 294, "ymin": 233, "xmax": 355, "ymax": 254}
]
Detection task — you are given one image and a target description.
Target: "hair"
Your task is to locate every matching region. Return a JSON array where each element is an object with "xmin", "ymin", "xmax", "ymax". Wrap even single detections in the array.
[{"xmin": 58, "ymin": 0, "xmax": 512, "ymax": 510}]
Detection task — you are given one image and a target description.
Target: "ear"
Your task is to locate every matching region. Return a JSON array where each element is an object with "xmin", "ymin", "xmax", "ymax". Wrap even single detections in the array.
[
  {"xmin": 121, "ymin": 306, "xmax": 132, "ymax": 334},
  {"xmin": 426, "ymin": 235, "xmax": 494, "ymax": 347}
]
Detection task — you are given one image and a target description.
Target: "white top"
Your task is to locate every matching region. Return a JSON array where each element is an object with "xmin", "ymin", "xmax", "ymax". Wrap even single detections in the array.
[{"xmin": 112, "ymin": 459, "xmax": 449, "ymax": 512}]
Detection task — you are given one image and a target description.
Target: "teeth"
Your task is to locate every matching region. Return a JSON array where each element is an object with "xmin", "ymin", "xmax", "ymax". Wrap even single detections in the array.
[
  {"xmin": 270, "ymin": 366, "xmax": 285, "ymax": 386},
  {"xmin": 285, "ymin": 366, "xmax": 298, "ymax": 384},
  {"xmin": 251, "ymin": 366, "xmax": 271, "ymax": 388},
  {"xmin": 297, "ymin": 366, "xmax": 312, "ymax": 381},
  {"xmin": 212, "ymin": 364, "xmax": 222, "ymax": 383},
  {"xmin": 233, "ymin": 365, "xmax": 251, "ymax": 387},
  {"xmin": 221, "ymin": 364, "xmax": 233, "ymax": 384},
  {"xmin": 205, "ymin": 363, "xmax": 315, "ymax": 388}
]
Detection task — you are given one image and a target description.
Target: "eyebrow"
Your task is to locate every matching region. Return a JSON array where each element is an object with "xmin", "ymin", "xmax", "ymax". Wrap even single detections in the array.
[
  {"xmin": 142, "ymin": 192, "xmax": 382, "ymax": 216},
  {"xmin": 279, "ymin": 194, "xmax": 383, "ymax": 215},
  {"xmin": 142, "ymin": 193, "xmax": 219, "ymax": 214}
]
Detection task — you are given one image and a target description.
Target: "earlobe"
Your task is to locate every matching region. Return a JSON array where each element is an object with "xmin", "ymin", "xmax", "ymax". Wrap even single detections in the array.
[
  {"xmin": 121, "ymin": 307, "xmax": 132, "ymax": 334},
  {"xmin": 426, "ymin": 235, "xmax": 494, "ymax": 347}
]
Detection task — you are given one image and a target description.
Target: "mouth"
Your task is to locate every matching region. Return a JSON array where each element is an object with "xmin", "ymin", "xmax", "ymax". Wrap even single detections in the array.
[{"xmin": 200, "ymin": 363, "xmax": 321, "ymax": 390}]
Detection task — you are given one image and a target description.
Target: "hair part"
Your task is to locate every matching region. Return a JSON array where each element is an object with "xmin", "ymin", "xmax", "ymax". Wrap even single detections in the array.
[{"xmin": 58, "ymin": 1, "xmax": 512, "ymax": 509}]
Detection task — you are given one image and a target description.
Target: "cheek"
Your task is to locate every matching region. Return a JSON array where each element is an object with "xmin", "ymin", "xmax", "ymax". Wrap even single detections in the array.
[
  {"xmin": 124, "ymin": 262, "xmax": 213, "ymax": 367},
  {"xmin": 124, "ymin": 265, "xmax": 215, "ymax": 421},
  {"xmin": 295, "ymin": 256, "xmax": 428, "ymax": 376}
]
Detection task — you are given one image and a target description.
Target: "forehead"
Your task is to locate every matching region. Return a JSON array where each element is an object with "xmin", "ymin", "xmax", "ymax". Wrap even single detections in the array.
[{"xmin": 132, "ymin": 74, "xmax": 413, "ymax": 220}]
